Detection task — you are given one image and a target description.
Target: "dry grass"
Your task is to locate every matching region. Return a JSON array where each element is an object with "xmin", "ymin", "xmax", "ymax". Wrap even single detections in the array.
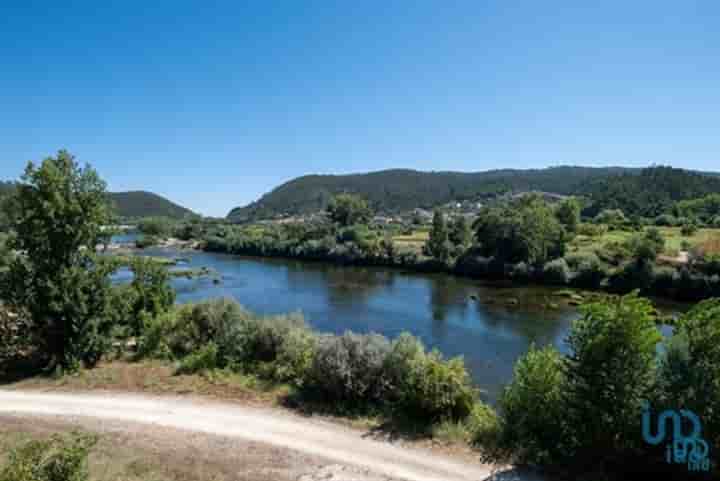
[
  {"xmin": 3, "ymin": 360, "xmax": 290, "ymax": 407},
  {"xmin": 0, "ymin": 416, "xmax": 323, "ymax": 481}
]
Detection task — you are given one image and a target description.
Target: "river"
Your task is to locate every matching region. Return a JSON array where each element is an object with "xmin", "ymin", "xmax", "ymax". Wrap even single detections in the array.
[{"xmin": 115, "ymin": 240, "xmax": 581, "ymax": 403}]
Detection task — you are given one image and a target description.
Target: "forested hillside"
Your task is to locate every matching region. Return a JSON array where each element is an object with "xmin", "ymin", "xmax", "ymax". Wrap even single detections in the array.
[
  {"xmin": 108, "ymin": 191, "xmax": 195, "ymax": 219},
  {"xmin": 229, "ymin": 165, "xmax": 720, "ymax": 222},
  {"xmin": 581, "ymin": 166, "xmax": 720, "ymax": 218},
  {"xmin": 0, "ymin": 182, "xmax": 193, "ymax": 220},
  {"xmin": 228, "ymin": 166, "xmax": 632, "ymax": 221}
]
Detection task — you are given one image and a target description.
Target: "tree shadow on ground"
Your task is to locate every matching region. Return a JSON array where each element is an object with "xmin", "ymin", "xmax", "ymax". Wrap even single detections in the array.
[
  {"xmin": 279, "ymin": 390, "xmax": 433, "ymax": 443},
  {"xmin": 482, "ymin": 467, "xmax": 548, "ymax": 481},
  {"xmin": 0, "ymin": 357, "xmax": 47, "ymax": 385}
]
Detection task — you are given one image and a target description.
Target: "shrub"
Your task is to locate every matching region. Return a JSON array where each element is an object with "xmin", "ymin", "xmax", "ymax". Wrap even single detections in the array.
[
  {"xmin": 235, "ymin": 312, "xmax": 315, "ymax": 383},
  {"xmin": 495, "ymin": 346, "xmax": 568, "ymax": 466},
  {"xmin": 654, "ymin": 214, "xmax": 679, "ymax": 227},
  {"xmin": 680, "ymin": 222, "xmax": 698, "ymax": 237},
  {"xmin": 305, "ymin": 332, "xmax": 391, "ymax": 406},
  {"xmin": 168, "ymin": 298, "xmax": 247, "ymax": 362},
  {"xmin": 541, "ymin": 258, "xmax": 570, "ymax": 285},
  {"xmin": 135, "ymin": 310, "xmax": 174, "ymax": 359},
  {"xmin": 594, "ymin": 209, "xmax": 626, "ymax": 226},
  {"xmin": 385, "ymin": 334, "xmax": 476, "ymax": 421},
  {"xmin": 595, "ymin": 241, "xmax": 632, "ymax": 266},
  {"xmin": 469, "ymin": 402, "xmax": 504, "ymax": 461},
  {"xmin": 0, "ymin": 431, "xmax": 97, "ymax": 481},
  {"xmin": 176, "ymin": 342, "xmax": 219, "ymax": 374},
  {"xmin": 576, "ymin": 223, "xmax": 607, "ymax": 237},
  {"xmin": 134, "ymin": 235, "xmax": 159, "ymax": 249},
  {"xmin": 400, "ymin": 350, "xmax": 476, "ymax": 421},
  {"xmin": 0, "ymin": 307, "xmax": 32, "ymax": 365},
  {"xmin": 509, "ymin": 262, "xmax": 532, "ymax": 282},
  {"xmin": 571, "ymin": 254, "xmax": 607, "ymax": 289},
  {"xmin": 126, "ymin": 257, "xmax": 175, "ymax": 335},
  {"xmin": 137, "ymin": 217, "xmax": 173, "ymax": 238}
]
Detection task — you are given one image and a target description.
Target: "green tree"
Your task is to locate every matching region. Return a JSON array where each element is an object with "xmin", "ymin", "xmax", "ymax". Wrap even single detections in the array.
[
  {"xmin": 326, "ymin": 194, "xmax": 372, "ymax": 227},
  {"xmin": 555, "ymin": 197, "xmax": 581, "ymax": 233},
  {"xmin": 127, "ymin": 257, "xmax": 175, "ymax": 335},
  {"xmin": 448, "ymin": 215, "xmax": 473, "ymax": 249},
  {"xmin": 657, "ymin": 299, "xmax": 720, "ymax": 451},
  {"xmin": 563, "ymin": 292, "xmax": 662, "ymax": 465},
  {"xmin": 137, "ymin": 216, "xmax": 173, "ymax": 237},
  {"xmin": 0, "ymin": 150, "xmax": 116, "ymax": 371},
  {"xmin": 593, "ymin": 208, "xmax": 627, "ymax": 227},
  {"xmin": 424, "ymin": 210, "xmax": 451, "ymax": 263},
  {"xmin": 474, "ymin": 195, "xmax": 566, "ymax": 265},
  {"xmin": 496, "ymin": 345, "xmax": 568, "ymax": 465}
]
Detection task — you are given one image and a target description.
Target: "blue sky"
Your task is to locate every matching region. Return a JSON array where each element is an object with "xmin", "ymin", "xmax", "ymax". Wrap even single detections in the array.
[{"xmin": 1, "ymin": 1, "xmax": 719, "ymax": 216}]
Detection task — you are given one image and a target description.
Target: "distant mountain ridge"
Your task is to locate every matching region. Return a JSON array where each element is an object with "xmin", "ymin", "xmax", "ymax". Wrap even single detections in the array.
[
  {"xmin": 107, "ymin": 191, "xmax": 195, "ymax": 219},
  {"xmin": 227, "ymin": 166, "xmax": 637, "ymax": 222},
  {"xmin": 228, "ymin": 165, "xmax": 720, "ymax": 222},
  {"xmin": 0, "ymin": 182, "xmax": 194, "ymax": 220}
]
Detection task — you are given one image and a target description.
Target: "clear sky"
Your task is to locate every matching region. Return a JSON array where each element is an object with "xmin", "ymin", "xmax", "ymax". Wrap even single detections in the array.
[{"xmin": 1, "ymin": 1, "xmax": 719, "ymax": 216}]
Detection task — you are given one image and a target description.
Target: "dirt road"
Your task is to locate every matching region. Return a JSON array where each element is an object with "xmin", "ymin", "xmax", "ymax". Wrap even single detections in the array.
[{"xmin": 0, "ymin": 390, "xmax": 535, "ymax": 481}]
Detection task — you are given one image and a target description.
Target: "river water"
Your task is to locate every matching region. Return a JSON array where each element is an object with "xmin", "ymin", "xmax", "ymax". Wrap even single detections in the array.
[{"xmin": 119, "ymin": 240, "xmax": 581, "ymax": 403}]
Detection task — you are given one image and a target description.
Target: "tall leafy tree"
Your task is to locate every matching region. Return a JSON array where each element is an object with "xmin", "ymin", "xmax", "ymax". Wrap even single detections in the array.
[
  {"xmin": 424, "ymin": 210, "xmax": 451, "ymax": 263},
  {"xmin": 326, "ymin": 193, "xmax": 372, "ymax": 227},
  {"xmin": 449, "ymin": 215, "xmax": 473, "ymax": 249},
  {"xmin": 563, "ymin": 292, "xmax": 662, "ymax": 466},
  {"xmin": 1, "ymin": 150, "xmax": 116, "ymax": 371},
  {"xmin": 556, "ymin": 197, "xmax": 581, "ymax": 233},
  {"xmin": 474, "ymin": 195, "xmax": 566, "ymax": 265}
]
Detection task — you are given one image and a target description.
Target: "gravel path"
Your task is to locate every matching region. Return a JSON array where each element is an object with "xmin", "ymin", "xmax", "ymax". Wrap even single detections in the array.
[{"xmin": 0, "ymin": 390, "xmax": 531, "ymax": 481}]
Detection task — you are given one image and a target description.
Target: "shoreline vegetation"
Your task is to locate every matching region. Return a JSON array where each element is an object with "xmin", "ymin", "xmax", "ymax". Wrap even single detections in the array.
[{"xmin": 1, "ymin": 152, "xmax": 720, "ymax": 480}]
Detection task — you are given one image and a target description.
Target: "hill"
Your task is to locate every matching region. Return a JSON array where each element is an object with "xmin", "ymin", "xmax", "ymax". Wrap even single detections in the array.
[
  {"xmin": 0, "ymin": 182, "xmax": 193, "ymax": 220},
  {"xmin": 227, "ymin": 166, "xmax": 634, "ymax": 222},
  {"xmin": 108, "ymin": 191, "xmax": 195, "ymax": 219},
  {"xmin": 580, "ymin": 166, "xmax": 720, "ymax": 218}
]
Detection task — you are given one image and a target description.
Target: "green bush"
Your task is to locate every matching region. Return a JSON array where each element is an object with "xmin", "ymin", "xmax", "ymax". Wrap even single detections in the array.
[
  {"xmin": 468, "ymin": 402, "xmax": 504, "ymax": 460},
  {"xmin": 137, "ymin": 217, "xmax": 173, "ymax": 238},
  {"xmin": 654, "ymin": 214, "xmax": 680, "ymax": 226},
  {"xmin": 305, "ymin": 332, "xmax": 391, "ymax": 406},
  {"xmin": 0, "ymin": 307, "xmax": 31, "ymax": 365},
  {"xmin": 235, "ymin": 312, "xmax": 316, "ymax": 383},
  {"xmin": 576, "ymin": 223, "xmax": 608, "ymax": 237},
  {"xmin": 541, "ymin": 258, "xmax": 570, "ymax": 285},
  {"xmin": 680, "ymin": 221, "xmax": 698, "ymax": 237},
  {"xmin": 168, "ymin": 298, "xmax": 248, "ymax": 362},
  {"xmin": 176, "ymin": 342, "xmax": 219, "ymax": 374},
  {"xmin": 594, "ymin": 209, "xmax": 626, "ymax": 226},
  {"xmin": 570, "ymin": 254, "xmax": 607, "ymax": 289},
  {"xmin": 126, "ymin": 257, "xmax": 175, "ymax": 335},
  {"xmin": 385, "ymin": 334, "xmax": 476, "ymax": 421},
  {"xmin": 134, "ymin": 235, "xmax": 159, "ymax": 249},
  {"xmin": 135, "ymin": 310, "xmax": 174, "ymax": 359},
  {"xmin": 401, "ymin": 350, "xmax": 475, "ymax": 421},
  {"xmin": 495, "ymin": 346, "xmax": 568, "ymax": 466},
  {"xmin": 0, "ymin": 432, "xmax": 97, "ymax": 481}
]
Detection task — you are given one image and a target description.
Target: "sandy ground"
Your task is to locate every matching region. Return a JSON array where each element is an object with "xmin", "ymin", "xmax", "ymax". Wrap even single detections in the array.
[{"xmin": 0, "ymin": 390, "xmax": 542, "ymax": 481}]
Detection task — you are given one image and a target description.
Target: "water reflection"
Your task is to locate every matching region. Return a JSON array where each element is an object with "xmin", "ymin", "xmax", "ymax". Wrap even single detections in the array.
[{"xmin": 112, "ymin": 245, "xmax": 580, "ymax": 402}]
